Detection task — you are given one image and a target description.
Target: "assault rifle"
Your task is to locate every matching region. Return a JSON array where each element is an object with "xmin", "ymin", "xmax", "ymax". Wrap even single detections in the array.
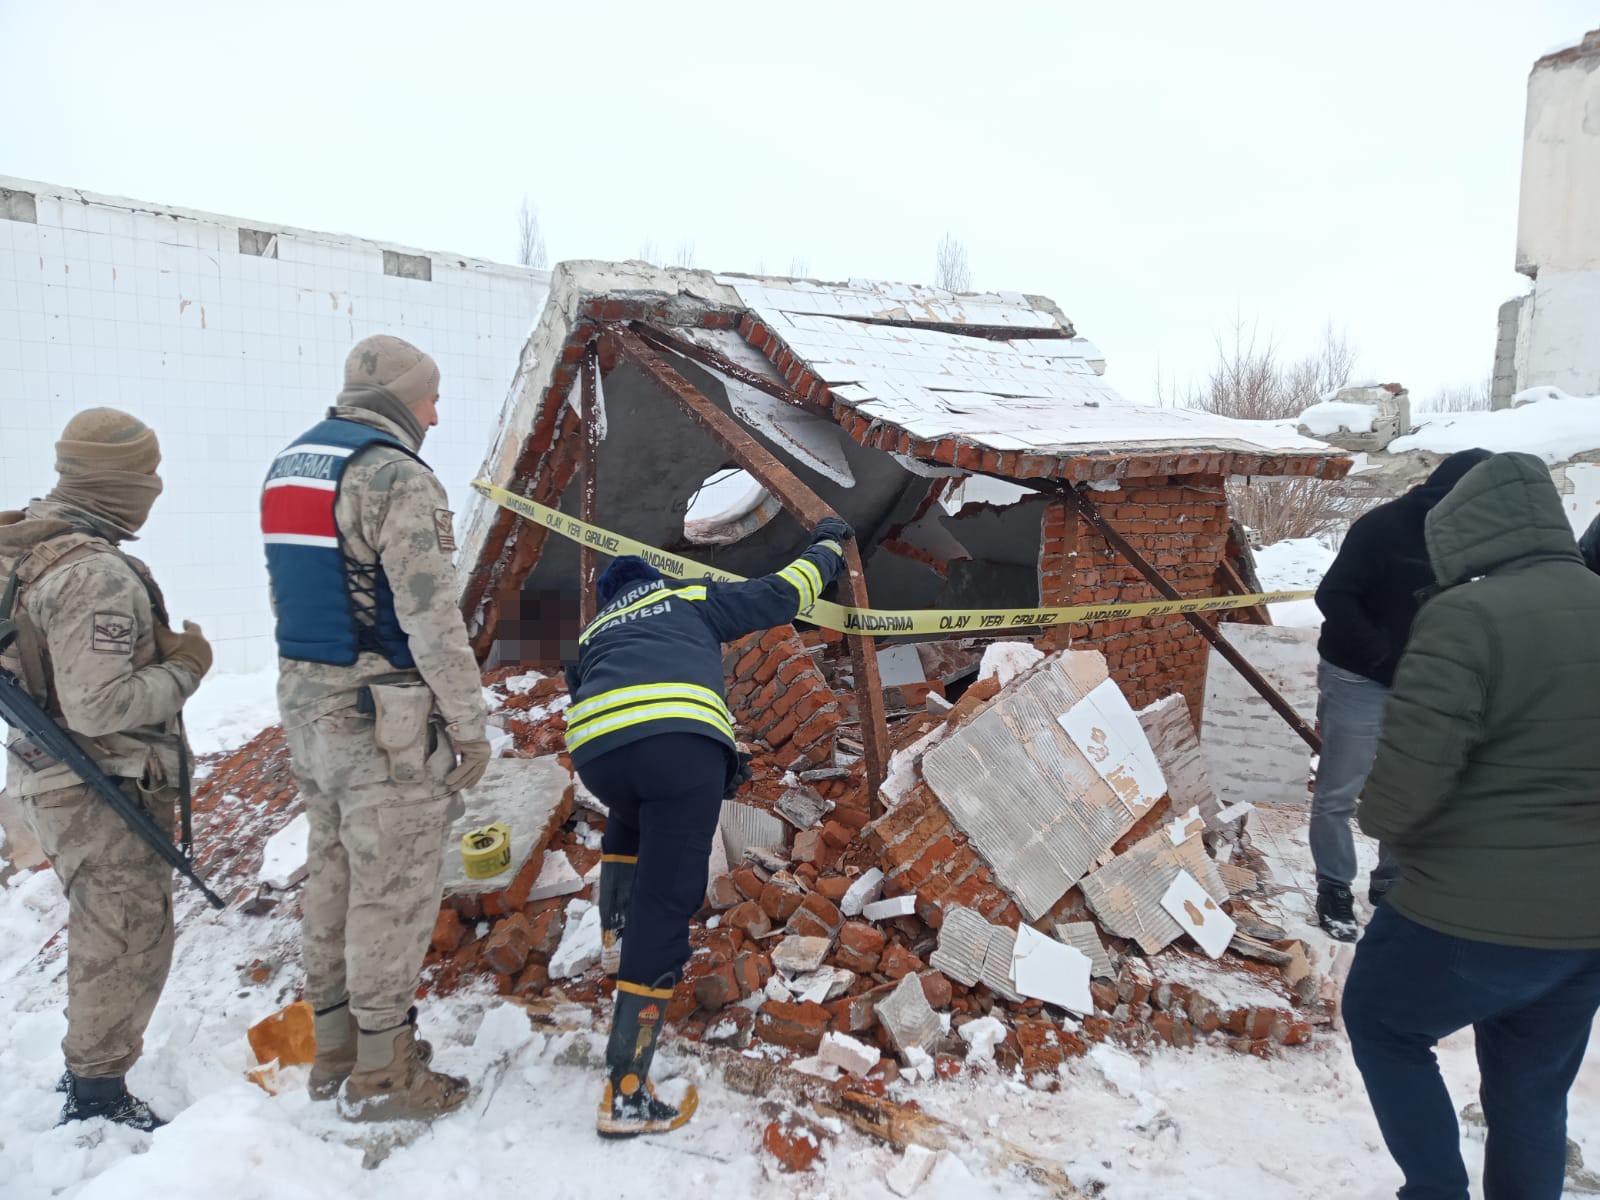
[{"xmin": 0, "ymin": 664, "xmax": 227, "ymax": 910}]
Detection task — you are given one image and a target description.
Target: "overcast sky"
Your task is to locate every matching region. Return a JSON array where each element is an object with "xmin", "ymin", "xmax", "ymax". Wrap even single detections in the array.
[{"xmin": 4, "ymin": 1, "xmax": 1596, "ymax": 404}]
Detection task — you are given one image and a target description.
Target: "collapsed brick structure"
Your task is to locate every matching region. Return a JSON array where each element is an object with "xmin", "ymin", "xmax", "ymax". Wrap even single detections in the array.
[
  {"xmin": 197, "ymin": 264, "xmax": 1352, "ymax": 1110},
  {"xmin": 456, "ymin": 263, "xmax": 1350, "ymax": 785}
]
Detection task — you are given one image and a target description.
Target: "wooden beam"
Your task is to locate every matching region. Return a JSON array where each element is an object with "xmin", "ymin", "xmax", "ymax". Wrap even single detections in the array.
[
  {"xmin": 608, "ymin": 326, "xmax": 892, "ymax": 812},
  {"xmin": 1062, "ymin": 486, "xmax": 1322, "ymax": 754},
  {"xmin": 631, "ymin": 322, "xmax": 832, "ymax": 416},
  {"xmin": 579, "ymin": 341, "xmax": 601, "ymax": 625}
]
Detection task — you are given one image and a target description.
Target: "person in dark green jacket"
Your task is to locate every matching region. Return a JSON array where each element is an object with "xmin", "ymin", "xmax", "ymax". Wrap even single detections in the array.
[{"xmin": 1342, "ymin": 452, "xmax": 1600, "ymax": 1200}]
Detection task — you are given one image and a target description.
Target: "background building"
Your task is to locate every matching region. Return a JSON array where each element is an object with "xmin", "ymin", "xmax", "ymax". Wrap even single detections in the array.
[
  {"xmin": 0, "ymin": 177, "xmax": 549, "ymax": 672},
  {"xmin": 1493, "ymin": 29, "xmax": 1600, "ymax": 405}
]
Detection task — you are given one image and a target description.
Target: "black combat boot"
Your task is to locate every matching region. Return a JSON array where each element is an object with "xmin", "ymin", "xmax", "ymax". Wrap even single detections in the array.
[
  {"xmin": 596, "ymin": 978, "xmax": 697, "ymax": 1139},
  {"xmin": 1317, "ymin": 885, "xmax": 1359, "ymax": 942},
  {"xmin": 59, "ymin": 1073, "xmax": 166, "ymax": 1131},
  {"xmin": 597, "ymin": 854, "xmax": 637, "ymax": 979}
]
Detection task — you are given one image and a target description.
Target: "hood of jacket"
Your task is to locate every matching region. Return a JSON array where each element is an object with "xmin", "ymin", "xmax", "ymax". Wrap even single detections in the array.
[{"xmin": 1426, "ymin": 452, "xmax": 1584, "ymax": 587}]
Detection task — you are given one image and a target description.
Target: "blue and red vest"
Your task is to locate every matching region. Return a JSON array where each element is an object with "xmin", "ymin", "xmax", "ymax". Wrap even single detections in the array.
[{"xmin": 260, "ymin": 418, "xmax": 421, "ymax": 667}]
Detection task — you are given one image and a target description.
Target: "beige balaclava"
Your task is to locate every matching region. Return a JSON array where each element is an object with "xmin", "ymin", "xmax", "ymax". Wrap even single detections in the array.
[
  {"xmin": 338, "ymin": 335, "xmax": 440, "ymax": 447},
  {"xmin": 46, "ymin": 408, "xmax": 163, "ymax": 539}
]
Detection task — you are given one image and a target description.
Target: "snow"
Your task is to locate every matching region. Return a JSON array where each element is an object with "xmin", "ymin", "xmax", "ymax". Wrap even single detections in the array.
[
  {"xmin": 1297, "ymin": 400, "xmax": 1376, "ymax": 436},
  {"xmin": 258, "ymin": 814, "xmax": 309, "ymax": 890},
  {"xmin": 1253, "ymin": 537, "xmax": 1336, "ymax": 628},
  {"xmin": 1390, "ymin": 388, "xmax": 1600, "ymax": 465},
  {"xmin": 180, "ymin": 667, "xmax": 280, "ymax": 757},
  {"xmin": 1, "ymin": 685, "xmax": 1597, "ymax": 1198}
]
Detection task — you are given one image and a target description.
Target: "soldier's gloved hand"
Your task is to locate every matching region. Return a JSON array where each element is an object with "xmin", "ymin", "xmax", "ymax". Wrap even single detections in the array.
[
  {"xmin": 724, "ymin": 751, "xmax": 753, "ymax": 799},
  {"xmin": 811, "ymin": 517, "xmax": 853, "ymax": 547},
  {"xmin": 446, "ymin": 736, "xmax": 492, "ymax": 792},
  {"xmin": 156, "ymin": 621, "xmax": 213, "ymax": 679}
]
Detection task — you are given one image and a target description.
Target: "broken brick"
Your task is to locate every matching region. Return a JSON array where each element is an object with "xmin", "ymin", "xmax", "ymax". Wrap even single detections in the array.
[
  {"xmin": 762, "ymin": 1118, "xmax": 824, "ymax": 1173},
  {"xmin": 725, "ymin": 901, "xmax": 773, "ymax": 940},
  {"xmin": 815, "ymin": 875, "xmax": 852, "ymax": 904},
  {"xmin": 759, "ymin": 875, "xmax": 808, "ymax": 923},
  {"xmin": 755, "ymin": 1000, "xmax": 832, "ymax": 1052},
  {"xmin": 707, "ymin": 874, "xmax": 742, "ymax": 910},
  {"xmin": 786, "ymin": 892, "xmax": 843, "ymax": 940},
  {"xmin": 481, "ymin": 913, "xmax": 533, "ymax": 976},
  {"xmin": 878, "ymin": 943, "xmax": 925, "ymax": 981},
  {"xmin": 431, "ymin": 908, "xmax": 466, "ymax": 955},
  {"xmin": 526, "ymin": 907, "xmax": 565, "ymax": 958},
  {"xmin": 732, "ymin": 865, "xmax": 767, "ymax": 901},
  {"xmin": 917, "ymin": 970, "xmax": 952, "ymax": 1011},
  {"xmin": 834, "ymin": 921, "xmax": 886, "ymax": 973},
  {"xmin": 694, "ymin": 965, "xmax": 740, "ymax": 1013}
]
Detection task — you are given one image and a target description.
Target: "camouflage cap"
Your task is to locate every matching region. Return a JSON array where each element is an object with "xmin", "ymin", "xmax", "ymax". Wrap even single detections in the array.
[{"xmin": 344, "ymin": 335, "xmax": 441, "ymax": 409}]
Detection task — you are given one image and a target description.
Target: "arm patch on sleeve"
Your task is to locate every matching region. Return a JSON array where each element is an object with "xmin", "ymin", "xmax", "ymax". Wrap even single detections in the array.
[
  {"xmin": 434, "ymin": 509, "xmax": 457, "ymax": 552},
  {"xmin": 91, "ymin": 612, "xmax": 135, "ymax": 654}
]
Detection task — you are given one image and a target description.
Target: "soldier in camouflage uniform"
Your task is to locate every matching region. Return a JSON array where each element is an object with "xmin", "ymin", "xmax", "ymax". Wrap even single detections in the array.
[
  {"xmin": 262, "ymin": 335, "xmax": 490, "ymax": 1122},
  {"xmin": 0, "ymin": 409, "xmax": 212, "ymax": 1130}
]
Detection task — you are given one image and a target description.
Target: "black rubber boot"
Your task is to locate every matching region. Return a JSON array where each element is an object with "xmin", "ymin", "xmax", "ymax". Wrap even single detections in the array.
[
  {"xmin": 1317, "ymin": 885, "xmax": 1359, "ymax": 942},
  {"xmin": 598, "ymin": 855, "xmax": 636, "ymax": 980},
  {"xmin": 59, "ymin": 1073, "xmax": 166, "ymax": 1131},
  {"xmin": 596, "ymin": 977, "xmax": 697, "ymax": 1139}
]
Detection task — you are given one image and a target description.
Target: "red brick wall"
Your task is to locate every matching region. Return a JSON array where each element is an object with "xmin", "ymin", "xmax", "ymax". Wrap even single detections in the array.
[
  {"xmin": 1037, "ymin": 475, "xmax": 1230, "ymax": 719},
  {"xmin": 722, "ymin": 627, "xmax": 843, "ymax": 771}
]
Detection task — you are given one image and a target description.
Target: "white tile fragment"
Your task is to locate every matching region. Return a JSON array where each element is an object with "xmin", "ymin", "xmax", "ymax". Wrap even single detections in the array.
[{"xmin": 1161, "ymin": 869, "xmax": 1238, "ymax": 959}]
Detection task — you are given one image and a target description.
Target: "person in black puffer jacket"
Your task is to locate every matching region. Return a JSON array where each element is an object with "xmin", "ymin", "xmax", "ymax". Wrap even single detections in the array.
[
  {"xmin": 1307, "ymin": 448, "xmax": 1490, "ymax": 940},
  {"xmin": 1580, "ymin": 511, "xmax": 1600, "ymax": 575}
]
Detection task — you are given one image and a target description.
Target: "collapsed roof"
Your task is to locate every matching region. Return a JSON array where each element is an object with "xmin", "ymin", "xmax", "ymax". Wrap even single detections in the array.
[{"xmin": 459, "ymin": 262, "xmax": 1348, "ymax": 655}]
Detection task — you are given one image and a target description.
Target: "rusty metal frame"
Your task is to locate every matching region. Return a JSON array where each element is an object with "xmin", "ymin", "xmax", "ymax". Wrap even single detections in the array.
[
  {"xmin": 1060, "ymin": 486, "xmax": 1321, "ymax": 753},
  {"xmin": 605, "ymin": 325, "xmax": 892, "ymax": 813},
  {"xmin": 630, "ymin": 321, "xmax": 832, "ymax": 416},
  {"xmin": 578, "ymin": 341, "xmax": 602, "ymax": 625}
]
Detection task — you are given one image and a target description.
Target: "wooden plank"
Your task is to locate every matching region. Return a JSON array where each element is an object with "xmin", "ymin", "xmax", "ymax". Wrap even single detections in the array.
[{"xmin": 579, "ymin": 341, "xmax": 600, "ymax": 625}]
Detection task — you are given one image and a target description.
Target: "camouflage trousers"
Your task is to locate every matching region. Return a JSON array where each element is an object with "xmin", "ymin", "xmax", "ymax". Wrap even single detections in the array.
[
  {"xmin": 22, "ymin": 779, "xmax": 175, "ymax": 1079},
  {"xmin": 286, "ymin": 705, "xmax": 459, "ymax": 1033}
]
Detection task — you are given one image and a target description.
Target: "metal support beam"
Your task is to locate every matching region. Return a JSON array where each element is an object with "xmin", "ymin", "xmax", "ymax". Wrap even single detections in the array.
[
  {"xmin": 608, "ymin": 326, "xmax": 892, "ymax": 813},
  {"xmin": 631, "ymin": 322, "xmax": 832, "ymax": 416},
  {"xmin": 1061, "ymin": 486, "xmax": 1322, "ymax": 754},
  {"xmin": 578, "ymin": 342, "xmax": 601, "ymax": 625}
]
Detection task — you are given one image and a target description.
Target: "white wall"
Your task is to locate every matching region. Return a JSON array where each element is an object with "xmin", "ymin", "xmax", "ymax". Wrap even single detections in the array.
[
  {"xmin": 0, "ymin": 179, "xmax": 549, "ymax": 674},
  {"xmin": 1199, "ymin": 624, "xmax": 1320, "ymax": 810},
  {"xmin": 1521, "ymin": 267, "xmax": 1600, "ymax": 396},
  {"xmin": 1517, "ymin": 39, "xmax": 1600, "ymax": 275}
]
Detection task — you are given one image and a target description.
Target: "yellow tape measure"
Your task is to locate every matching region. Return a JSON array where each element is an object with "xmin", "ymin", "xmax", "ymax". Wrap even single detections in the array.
[
  {"xmin": 472, "ymin": 480, "xmax": 1312, "ymax": 638},
  {"xmin": 460, "ymin": 822, "xmax": 512, "ymax": 879}
]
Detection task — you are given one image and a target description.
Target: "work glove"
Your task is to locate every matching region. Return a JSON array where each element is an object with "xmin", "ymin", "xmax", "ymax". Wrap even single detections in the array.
[
  {"xmin": 724, "ymin": 751, "xmax": 753, "ymax": 799},
  {"xmin": 811, "ymin": 517, "xmax": 854, "ymax": 548},
  {"xmin": 156, "ymin": 620, "xmax": 213, "ymax": 680},
  {"xmin": 446, "ymin": 735, "xmax": 492, "ymax": 792}
]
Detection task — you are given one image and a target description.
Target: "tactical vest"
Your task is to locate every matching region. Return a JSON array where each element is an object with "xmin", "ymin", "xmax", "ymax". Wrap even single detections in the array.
[{"xmin": 261, "ymin": 418, "xmax": 423, "ymax": 667}]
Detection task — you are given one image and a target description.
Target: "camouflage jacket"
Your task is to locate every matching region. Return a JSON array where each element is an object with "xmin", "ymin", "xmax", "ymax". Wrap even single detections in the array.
[
  {"xmin": 273, "ymin": 406, "xmax": 487, "ymax": 741},
  {"xmin": 0, "ymin": 501, "xmax": 200, "ymax": 798}
]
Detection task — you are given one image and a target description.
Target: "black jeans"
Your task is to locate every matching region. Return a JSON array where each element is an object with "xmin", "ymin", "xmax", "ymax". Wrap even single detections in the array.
[
  {"xmin": 576, "ymin": 732, "xmax": 728, "ymax": 988},
  {"xmin": 1343, "ymin": 905, "xmax": 1600, "ymax": 1200}
]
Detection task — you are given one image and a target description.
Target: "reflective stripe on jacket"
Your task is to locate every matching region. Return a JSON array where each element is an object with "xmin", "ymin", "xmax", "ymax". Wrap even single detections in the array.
[{"xmin": 563, "ymin": 540, "xmax": 844, "ymax": 769}]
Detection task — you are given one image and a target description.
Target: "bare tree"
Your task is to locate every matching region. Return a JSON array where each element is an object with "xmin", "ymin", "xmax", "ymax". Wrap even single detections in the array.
[
  {"xmin": 935, "ymin": 232, "xmax": 971, "ymax": 291},
  {"xmin": 673, "ymin": 239, "xmax": 697, "ymax": 268},
  {"xmin": 1185, "ymin": 319, "xmax": 1370, "ymax": 543},
  {"xmin": 1419, "ymin": 373, "xmax": 1493, "ymax": 412},
  {"xmin": 516, "ymin": 197, "xmax": 548, "ymax": 269},
  {"xmin": 788, "ymin": 252, "xmax": 810, "ymax": 278},
  {"xmin": 636, "ymin": 237, "xmax": 659, "ymax": 265}
]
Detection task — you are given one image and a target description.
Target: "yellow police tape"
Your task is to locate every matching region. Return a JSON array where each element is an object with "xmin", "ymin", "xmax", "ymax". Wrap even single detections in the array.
[
  {"xmin": 460, "ymin": 822, "xmax": 512, "ymax": 880},
  {"xmin": 472, "ymin": 480, "xmax": 1313, "ymax": 638}
]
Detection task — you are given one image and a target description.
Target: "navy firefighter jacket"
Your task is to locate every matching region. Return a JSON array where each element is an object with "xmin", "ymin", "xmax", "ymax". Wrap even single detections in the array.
[{"xmin": 563, "ymin": 539, "xmax": 845, "ymax": 770}]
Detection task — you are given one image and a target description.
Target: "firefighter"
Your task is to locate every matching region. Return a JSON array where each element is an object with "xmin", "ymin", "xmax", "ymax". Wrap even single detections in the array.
[{"xmin": 567, "ymin": 518, "xmax": 851, "ymax": 1137}]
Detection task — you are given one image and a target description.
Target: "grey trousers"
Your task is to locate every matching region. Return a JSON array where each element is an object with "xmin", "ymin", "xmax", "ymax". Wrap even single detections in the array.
[{"xmin": 1308, "ymin": 659, "xmax": 1398, "ymax": 896}]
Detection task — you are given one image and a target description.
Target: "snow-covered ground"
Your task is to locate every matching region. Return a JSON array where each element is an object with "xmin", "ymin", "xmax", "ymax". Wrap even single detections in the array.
[
  {"xmin": 2, "ymin": 549, "xmax": 1596, "ymax": 1199},
  {"xmin": 1254, "ymin": 537, "xmax": 1337, "ymax": 628},
  {"xmin": 1391, "ymin": 387, "xmax": 1600, "ymax": 464}
]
